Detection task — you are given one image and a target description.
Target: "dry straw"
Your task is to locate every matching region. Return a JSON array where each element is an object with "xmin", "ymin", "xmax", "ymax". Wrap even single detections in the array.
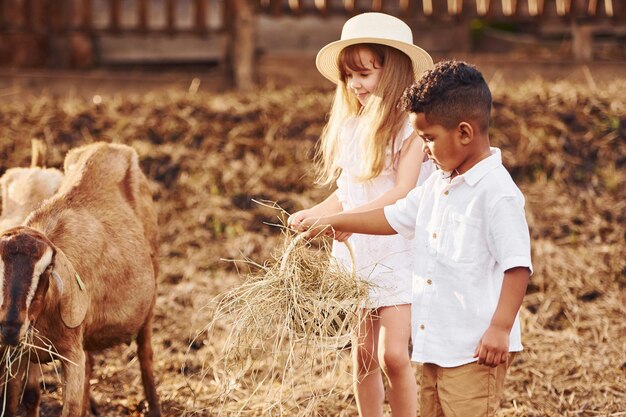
[
  {"xmin": 0, "ymin": 327, "xmax": 71, "ymax": 416},
  {"xmin": 186, "ymin": 214, "xmax": 374, "ymax": 415},
  {"xmin": 216, "ymin": 224, "xmax": 371, "ymax": 354}
]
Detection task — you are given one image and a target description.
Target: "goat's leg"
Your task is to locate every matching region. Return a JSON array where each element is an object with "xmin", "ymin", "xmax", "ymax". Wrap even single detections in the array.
[
  {"xmin": 0, "ymin": 350, "xmax": 39, "ymax": 417},
  {"xmin": 136, "ymin": 312, "xmax": 161, "ymax": 417},
  {"xmin": 81, "ymin": 352, "xmax": 93, "ymax": 417},
  {"xmin": 86, "ymin": 353, "xmax": 100, "ymax": 416},
  {"xmin": 60, "ymin": 348, "xmax": 86, "ymax": 417},
  {"xmin": 22, "ymin": 366, "xmax": 41, "ymax": 417},
  {"xmin": 2, "ymin": 366, "xmax": 22, "ymax": 417}
]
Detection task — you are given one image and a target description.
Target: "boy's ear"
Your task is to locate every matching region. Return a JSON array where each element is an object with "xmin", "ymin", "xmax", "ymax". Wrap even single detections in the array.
[{"xmin": 458, "ymin": 122, "xmax": 474, "ymax": 145}]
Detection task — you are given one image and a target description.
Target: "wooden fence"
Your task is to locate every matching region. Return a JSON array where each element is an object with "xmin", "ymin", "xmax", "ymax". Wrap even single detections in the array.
[
  {"xmin": 0, "ymin": 0, "xmax": 228, "ymax": 35},
  {"xmin": 0, "ymin": 0, "xmax": 622, "ymax": 36},
  {"xmin": 0, "ymin": 0, "xmax": 624, "ymax": 88},
  {"xmin": 257, "ymin": 0, "xmax": 625, "ymax": 20}
]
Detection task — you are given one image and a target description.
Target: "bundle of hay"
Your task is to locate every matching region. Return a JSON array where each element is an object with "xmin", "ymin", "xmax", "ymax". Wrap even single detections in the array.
[{"xmin": 215, "ymin": 227, "xmax": 372, "ymax": 357}]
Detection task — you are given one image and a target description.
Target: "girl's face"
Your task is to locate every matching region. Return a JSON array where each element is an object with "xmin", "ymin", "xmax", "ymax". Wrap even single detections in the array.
[{"xmin": 342, "ymin": 48, "xmax": 383, "ymax": 106}]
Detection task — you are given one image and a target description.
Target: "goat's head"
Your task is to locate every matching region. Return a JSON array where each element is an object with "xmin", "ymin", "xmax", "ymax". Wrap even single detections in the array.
[{"xmin": 0, "ymin": 227, "xmax": 88, "ymax": 346}]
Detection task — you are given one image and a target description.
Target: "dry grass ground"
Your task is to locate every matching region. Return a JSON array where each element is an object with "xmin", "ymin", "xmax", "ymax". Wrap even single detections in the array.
[{"xmin": 0, "ymin": 72, "xmax": 623, "ymax": 416}]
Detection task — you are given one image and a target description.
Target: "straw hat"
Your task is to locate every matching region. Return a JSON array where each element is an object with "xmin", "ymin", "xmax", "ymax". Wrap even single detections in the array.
[{"xmin": 316, "ymin": 13, "xmax": 433, "ymax": 84}]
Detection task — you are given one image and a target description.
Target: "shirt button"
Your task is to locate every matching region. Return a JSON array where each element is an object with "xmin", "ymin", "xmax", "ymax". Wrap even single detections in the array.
[
  {"xmin": 426, "ymin": 279, "xmax": 432, "ymax": 285},
  {"xmin": 444, "ymin": 190, "xmax": 449, "ymax": 195},
  {"xmin": 432, "ymin": 232, "xmax": 437, "ymax": 239},
  {"xmin": 419, "ymin": 324, "xmax": 425, "ymax": 330}
]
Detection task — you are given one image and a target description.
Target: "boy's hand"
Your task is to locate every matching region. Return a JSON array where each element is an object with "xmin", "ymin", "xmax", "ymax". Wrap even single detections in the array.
[{"xmin": 473, "ymin": 324, "xmax": 509, "ymax": 367}]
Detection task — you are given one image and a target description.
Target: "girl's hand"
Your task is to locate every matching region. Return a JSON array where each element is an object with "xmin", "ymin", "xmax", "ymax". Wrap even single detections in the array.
[
  {"xmin": 299, "ymin": 216, "xmax": 331, "ymax": 238},
  {"xmin": 288, "ymin": 209, "xmax": 312, "ymax": 230},
  {"xmin": 292, "ymin": 212, "xmax": 351, "ymax": 241}
]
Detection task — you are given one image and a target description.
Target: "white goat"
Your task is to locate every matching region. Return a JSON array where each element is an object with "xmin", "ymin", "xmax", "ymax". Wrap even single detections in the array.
[
  {"xmin": 0, "ymin": 167, "xmax": 63, "ymax": 231},
  {"xmin": 0, "ymin": 142, "xmax": 161, "ymax": 417}
]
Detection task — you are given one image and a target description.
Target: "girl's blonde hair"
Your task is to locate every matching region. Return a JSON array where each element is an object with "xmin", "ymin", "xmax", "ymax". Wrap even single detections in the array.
[{"xmin": 315, "ymin": 43, "xmax": 414, "ymax": 186}]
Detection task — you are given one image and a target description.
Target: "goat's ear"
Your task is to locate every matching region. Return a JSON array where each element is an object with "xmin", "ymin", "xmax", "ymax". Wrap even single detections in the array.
[
  {"xmin": 63, "ymin": 146, "xmax": 86, "ymax": 175},
  {"xmin": 52, "ymin": 247, "xmax": 88, "ymax": 328},
  {"xmin": 120, "ymin": 148, "xmax": 141, "ymax": 210}
]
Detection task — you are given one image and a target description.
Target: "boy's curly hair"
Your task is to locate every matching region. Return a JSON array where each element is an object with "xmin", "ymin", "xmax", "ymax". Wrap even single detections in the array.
[{"xmin": 400, "ymin": 60, "xmax": 491, "ymax": 132}]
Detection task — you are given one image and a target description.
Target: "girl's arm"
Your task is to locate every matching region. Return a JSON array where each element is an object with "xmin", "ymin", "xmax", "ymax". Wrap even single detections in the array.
[{"xmin": 346, "ymin": 133, "xmax": 425, "ymax": 213}]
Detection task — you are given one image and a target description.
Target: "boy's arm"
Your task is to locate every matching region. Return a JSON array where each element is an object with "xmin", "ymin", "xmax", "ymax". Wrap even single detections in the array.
[
  {"xmin": 473, "ymin": 266, "xmax": 530, "ymax": 367},
  {"xmin": 300, "ymin": 208, "xmax": 397, "ymax": 237},
  {"xmin": 299, "ymin": 181, "xmax": 425, "ymax": 239}
]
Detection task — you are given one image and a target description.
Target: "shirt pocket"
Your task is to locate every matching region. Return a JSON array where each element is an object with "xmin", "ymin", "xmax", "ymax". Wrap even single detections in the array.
[{"xmin": 441, "ymin": 211, "xmax": 483, "ymax": 263}]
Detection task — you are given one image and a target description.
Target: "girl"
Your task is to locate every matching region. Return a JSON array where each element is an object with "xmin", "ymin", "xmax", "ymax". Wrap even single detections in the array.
[{"xmin": 288, "ymin": 12, "xmax": 434, "ymax": 417}]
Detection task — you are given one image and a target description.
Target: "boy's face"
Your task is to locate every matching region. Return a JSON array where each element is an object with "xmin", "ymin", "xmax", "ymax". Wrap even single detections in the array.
[{"xmin": 410, "ymin": 112, "xmax": 468, "ymax": 174}]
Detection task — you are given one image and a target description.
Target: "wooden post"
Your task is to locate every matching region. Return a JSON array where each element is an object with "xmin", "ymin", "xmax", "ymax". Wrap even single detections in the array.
[
  {"xmin": 166, "ymin": 0, "xmax": 175, "ymax": 34},
  {"xmin": 269, "ymin": 0, "xmax": 282, "ymax": 16},
  {"xmin": 110, "ymin": 0, "xmax": 120, "ymax": 32},
  {"xmin": 476, "ymin": 0, "xmax": 491, "ymax": 15},
  {"xmin": 69, "ymin": 0, "xmax": 94, "ymax": 68},
  {"xmin": 571, "ymin": 21, "xmax": 593, "ymax": 61},
  {"xmin": 82, "ymin": 0, "xmax": 92, "ymax": 29},
  {"xmin": 616, "ymin": 0, "xmax": 626, "ymax": 21},
  {"xmin": 194, "ymin": 0, "xmax": 208, "ymax": 34},
  {"xmin": 228, "ymin": 0, "xmax": 257, "ymax": 91},
  {"xmin": 315, "ymin": 0, "xmax": 329, "ymax": 16},
  {"xmin": 24, "ymin": 0, "xmax": 34, "ymax": 30},
  {"xmin": 138, "ymin": 0, "xmax": 149, "ymax": 32},
  {"xmin": 344, "ymin": 0, "xmax": 356, "ymax": 14},
  {"xmin": 288, "ymin": 0, "xmax": 301, "ymax": 15}
]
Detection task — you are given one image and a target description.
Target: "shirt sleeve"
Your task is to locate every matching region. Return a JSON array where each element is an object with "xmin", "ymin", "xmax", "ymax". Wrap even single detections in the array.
[
  {"xmin": 383, "ymin": 184, "xmax": 424, "ymax": 240},
  {"xmin": 487, "ymin": 195, "xmax": 533, "ymax": 275}
]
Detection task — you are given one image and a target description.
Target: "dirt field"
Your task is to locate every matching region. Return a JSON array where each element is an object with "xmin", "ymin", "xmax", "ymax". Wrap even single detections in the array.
[{"xmin": 0, "ymin": 60, "xmax": 624, "ymax": 416}]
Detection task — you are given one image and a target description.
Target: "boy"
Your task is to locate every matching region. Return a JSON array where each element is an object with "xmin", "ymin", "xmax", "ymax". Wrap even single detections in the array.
[{"xmin": 300, "ymin": 60, "xmax": 532, "ymax": 416}]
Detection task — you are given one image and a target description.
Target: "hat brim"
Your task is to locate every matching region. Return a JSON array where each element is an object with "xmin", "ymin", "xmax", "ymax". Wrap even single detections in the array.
[{"xmin": 316, "ymin": 37, "xmax": 433, "ymax": 84}]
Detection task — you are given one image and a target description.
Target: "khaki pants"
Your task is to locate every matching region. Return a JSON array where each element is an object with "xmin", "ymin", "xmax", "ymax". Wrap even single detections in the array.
[{"xmin": 420, "ymin": 353, "xmax": 516, "ymax": 417}]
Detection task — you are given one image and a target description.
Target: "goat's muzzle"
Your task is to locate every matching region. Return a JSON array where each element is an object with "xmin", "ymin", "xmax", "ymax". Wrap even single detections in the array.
[{"xmin": 0, "ymin": 321, "xmax": 23, "ymax": 346}]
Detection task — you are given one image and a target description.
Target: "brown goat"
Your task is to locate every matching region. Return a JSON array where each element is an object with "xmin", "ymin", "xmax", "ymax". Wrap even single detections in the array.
[
  {"xmin": 0, "ymin": 142, "xmax": 161, "ymax": 417},
  {"xmin": 0, "ymin": 166, "xmax": 64, "ymax": 414}
]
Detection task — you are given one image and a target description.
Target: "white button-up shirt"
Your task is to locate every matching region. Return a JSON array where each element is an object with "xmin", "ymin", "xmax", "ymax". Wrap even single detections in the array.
[{"xmin": 384, "ymin": 148, "xmax": 532, "ymax": 367}]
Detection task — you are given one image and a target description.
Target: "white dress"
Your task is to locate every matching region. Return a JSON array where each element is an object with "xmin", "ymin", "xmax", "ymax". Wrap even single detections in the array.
[{"xmin": 332, "ymin": 116, "xmax": 435, "ymax": 307}]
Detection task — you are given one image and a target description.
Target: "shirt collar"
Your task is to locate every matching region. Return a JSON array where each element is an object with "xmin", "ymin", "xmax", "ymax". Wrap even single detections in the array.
[
  {"xmin": 438, "ymin": 147, "xmax": 502, "ymax": 186},
  {"xmin": 461, "ymin": 147, "xmax": 502, "ymax": 186}
]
